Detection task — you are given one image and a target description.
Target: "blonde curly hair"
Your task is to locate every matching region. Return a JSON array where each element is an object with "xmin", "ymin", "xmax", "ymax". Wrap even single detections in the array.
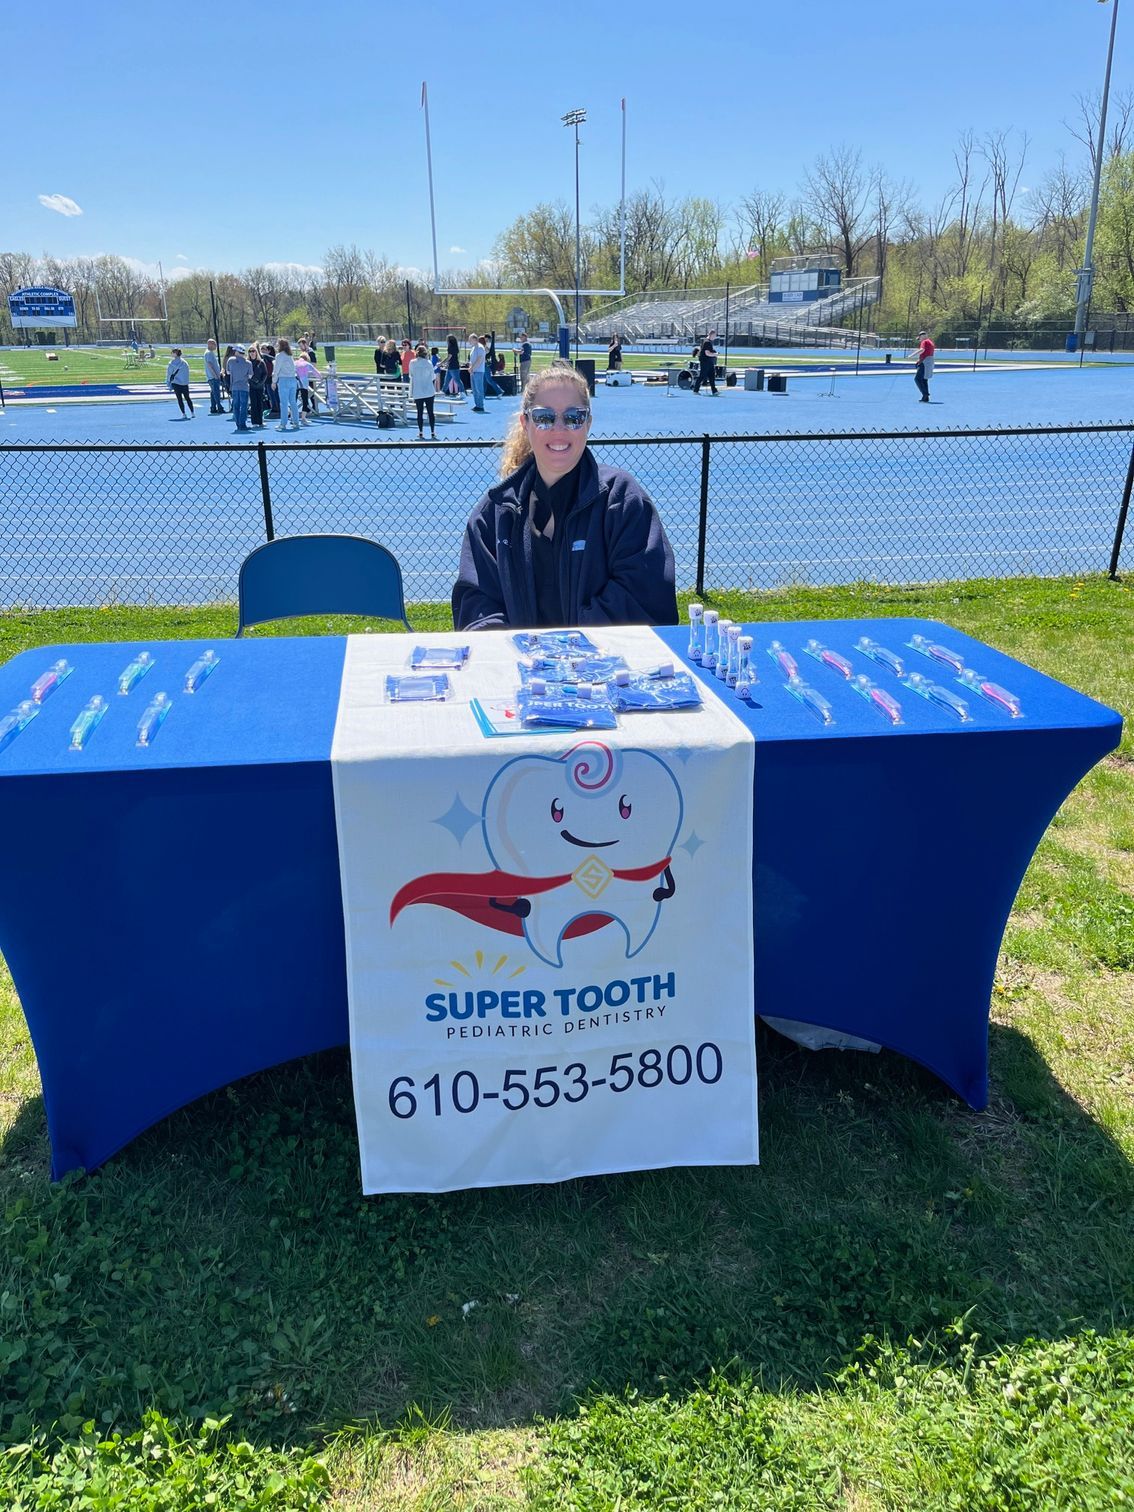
[{"xmin": 499, "ymin": 360, "xmax": 591, "ymax": 477}]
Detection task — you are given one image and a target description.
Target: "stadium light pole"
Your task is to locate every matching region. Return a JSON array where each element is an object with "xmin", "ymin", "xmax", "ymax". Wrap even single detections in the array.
[
  {"xmin": 562, "ymin": 107, "xmax": 586, "ymax": 361},
  {"xmin": 1074, "ymin": 0, "xmax": 1120, "ymax": 351}
]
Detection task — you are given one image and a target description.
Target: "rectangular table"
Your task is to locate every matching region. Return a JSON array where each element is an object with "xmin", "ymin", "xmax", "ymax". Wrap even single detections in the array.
[{"xmin": 0, "ymin": 620, "xmax": 1120, "ymax": 1178}]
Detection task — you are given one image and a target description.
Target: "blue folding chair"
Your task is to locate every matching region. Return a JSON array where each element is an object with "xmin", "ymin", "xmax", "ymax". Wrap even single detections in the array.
[{"xmin": 236, "ymin": 534, "xmax": 412, "ymax": 636}]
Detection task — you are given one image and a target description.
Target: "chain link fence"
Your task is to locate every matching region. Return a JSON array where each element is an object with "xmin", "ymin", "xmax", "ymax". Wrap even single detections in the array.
[{"xmin": 2, "ymin": 425, "xmax": 1131, "ymax": 610}]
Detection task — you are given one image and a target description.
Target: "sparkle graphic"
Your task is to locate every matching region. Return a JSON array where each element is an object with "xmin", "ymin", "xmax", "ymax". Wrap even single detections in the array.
[
  {"xmin": 680, "ymin": 831, "xmax": 705, "ymax": 858},
  {"xmin": 572, "ymin": 855, "xmax": 614, "ymax": 899},
  {"xmin": 434, "ymin": 793, "xmax": 481, "ymax": 844},
  {"xmin": 435, "ymin": 951, "xmax": 523, "ymax": 987}
]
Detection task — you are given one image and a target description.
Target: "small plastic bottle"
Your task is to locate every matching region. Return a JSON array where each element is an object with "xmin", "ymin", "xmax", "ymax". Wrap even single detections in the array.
[
  {"xmin": 136, "ymin": 692, "xmax": 172, "ymax": 747},
  {"xmin": 714, "ymin": 620, "xmax": 734, "ymax": 679},
  {"xmin": 69, "ymin": 695, "xmax": 107, "ymax": 751},
  {"xmin": 687, "ymin": 603, "xmax": 705, "ymax": 662},
  {"xmin": 30, "ymin": 658, "xmax": 72, "ymax": 704},
  {"xmin": 0, "ymin": 700, "xmax": 38, "ymax": 753},
  {"xmin": 184, "ymin": 650, "xmax": 219, "ymax": 694},
  {"xmin": 702, "ymin": 610, "xmax": 720, "ymax": 671},
  {"xmin": 724, "ymin": 625, "xmax": 742, "ymax": 686},
  {"xmin": 117, "ymin": 651, "xmax": 154, "ymax": 696},
  {"xmin": 734, "ymin": 635, "xmax": 755, "ymax": 699}
]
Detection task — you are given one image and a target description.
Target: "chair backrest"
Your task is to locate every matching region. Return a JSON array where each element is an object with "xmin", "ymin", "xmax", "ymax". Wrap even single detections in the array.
[{"xmin": 236, "ymin": 534, "xmax": 411, "ymax": 636}]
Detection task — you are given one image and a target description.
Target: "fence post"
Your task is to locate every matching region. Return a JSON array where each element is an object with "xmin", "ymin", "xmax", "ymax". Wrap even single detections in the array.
[
  {"xmin": 696, "ymin": 435, "xmax": 711, "ymax": 596},
  {"xmin": 1108, "ymin": 437, "xmax": 1134, "ymax": 579},
  {"xmin": 257, "ymin": 442, "xmax": 275, "ymax": 541}
]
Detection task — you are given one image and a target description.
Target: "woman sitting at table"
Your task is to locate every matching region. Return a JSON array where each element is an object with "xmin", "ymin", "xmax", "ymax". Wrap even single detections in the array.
[{"xmin": 452, "ymin": 360, "xmax": 678, "ymax": 631}]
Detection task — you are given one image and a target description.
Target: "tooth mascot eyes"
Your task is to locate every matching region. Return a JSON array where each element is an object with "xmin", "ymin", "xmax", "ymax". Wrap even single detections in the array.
[{"xmin": 481, "ymin": 742, "xmax": 684, "ymax": 967}]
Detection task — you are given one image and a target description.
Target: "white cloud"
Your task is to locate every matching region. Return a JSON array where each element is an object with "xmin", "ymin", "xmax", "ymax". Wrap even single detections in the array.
[
  {"xmin": 38, "ymin": 193, "xmax": 83, "ymax": 217},
  {"xmin": 176, "ymin": 253, "xmax": 188, "ymax": 260},
  {"xmin": 262, "ymin": 260, "xmax": 324, "ymax": 278},
  {"xmin": 449, "ymin": 244, "xmax": 467, "ymax": 254}
]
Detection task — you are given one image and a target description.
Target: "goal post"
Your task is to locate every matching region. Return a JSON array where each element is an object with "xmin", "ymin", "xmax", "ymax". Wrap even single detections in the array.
[
  {"xmin": 348, "ymin": 322, "xmax": 403, "ymax": 343},
  {"xmin": 422, "ymin": 325, "xmax": 466, "ymax": 345}
]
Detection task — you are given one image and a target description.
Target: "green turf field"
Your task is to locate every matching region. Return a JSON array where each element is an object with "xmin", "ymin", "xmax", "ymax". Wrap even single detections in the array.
[{"xmin": 2, "ymin": 341, "xmax": 1053, "ymax": 391}]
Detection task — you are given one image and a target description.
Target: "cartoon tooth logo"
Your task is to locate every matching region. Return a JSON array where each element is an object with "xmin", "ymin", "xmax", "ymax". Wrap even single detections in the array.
[{"xmin": 390, "ymin": 741, "xmax": 683, "ymax": 968}]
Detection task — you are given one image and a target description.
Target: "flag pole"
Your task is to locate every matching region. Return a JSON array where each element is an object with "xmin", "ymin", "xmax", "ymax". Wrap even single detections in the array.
[{"xmin": 422, "ymin": 82, "xmax": 441, "ymax": 294}]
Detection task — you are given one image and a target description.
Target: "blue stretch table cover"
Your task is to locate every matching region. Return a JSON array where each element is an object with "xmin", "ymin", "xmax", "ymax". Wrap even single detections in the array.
[{"xmin": 0, "ymin": 623, "xmax": 1120, "ymax": 1178}]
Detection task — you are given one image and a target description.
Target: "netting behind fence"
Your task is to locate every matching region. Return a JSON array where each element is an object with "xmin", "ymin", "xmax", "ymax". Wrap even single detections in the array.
[{"xmin": 2, "ymin": 426, "xmax": 1131, "ymax": 610}]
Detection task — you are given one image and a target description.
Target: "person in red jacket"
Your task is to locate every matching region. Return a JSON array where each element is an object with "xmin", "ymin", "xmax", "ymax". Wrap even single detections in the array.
[{"xmin": 909, "ymin": 330, "xmax": 935, "ymax": 403}]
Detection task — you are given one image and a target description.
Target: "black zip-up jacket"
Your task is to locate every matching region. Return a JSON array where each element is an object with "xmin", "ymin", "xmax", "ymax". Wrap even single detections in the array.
[{"xmin": 451, "ymin": 451, "xmax": 678, "ymax": 631}]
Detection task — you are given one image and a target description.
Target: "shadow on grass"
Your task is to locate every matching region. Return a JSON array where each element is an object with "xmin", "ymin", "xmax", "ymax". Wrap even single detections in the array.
[{"xmin": 0, "ymin": 1018, "xmax": 1130, "ymax": 1449}]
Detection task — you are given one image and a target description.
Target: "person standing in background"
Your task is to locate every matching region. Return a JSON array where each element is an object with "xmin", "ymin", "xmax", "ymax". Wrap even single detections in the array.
[
  {"xmin": 273, "ymin": 338, "xmax": 302, "ymax": 431},
  {"xmin": 204, "ymin": 339, "xmax": 224, "ymax": 413},
  {"xmin": 399, "ymin": 339, "xmax": 414, "ymax": 380},
  {"xmin": 693, "ymin": 332, "xmax": 718, "ymax": 396},
  {"xmin": 607, "ymin": 333, "xmax": 623, "ymax": 370},
  {"xmin": 909, "ymin": 330, "xmax": 935, "ymax": 402},
  {"xmin": 165, "ymin": 348, "xmax": 194, "ymax": 418},
  {"xmin": 248, "ymin": 343, "xmax": 269, "ymax": 429},
  {"xmin": 517, "ymin": 330, "xmax": 532, "ymax": 390},
  {"xmin": 468, "ymin": 332, "xmax": 486, "ymax": 411},
  {"xmin": 221, "ymin": 345, "xmax": 236, "ymax": 406},
  {"xmin": 409, "ymin": 343, "xmax": 438, "ymax": 440},
  {"xmin": 445, "ymin": 334, "xmax": 463, "ymax": 397},
  {"xmin": 295, "ymin": 349, "xmax": 316, "ymax": 422},
  {"xmin": 262, "ymin": 345, "xmax": 279, "ymax": 418},
  {"xmin": 226, "ymin": 344, "xmax": 252, "ymax": 431},
  {"xmin": 483, "ymin": 332, "xmax": 504, "ymax": 398}
]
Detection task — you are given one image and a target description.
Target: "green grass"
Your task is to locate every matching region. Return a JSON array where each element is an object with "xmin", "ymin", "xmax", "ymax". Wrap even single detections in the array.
[{"xmin": 0, "ymin": 575, "xmax": 1132, "ymax": 1508}]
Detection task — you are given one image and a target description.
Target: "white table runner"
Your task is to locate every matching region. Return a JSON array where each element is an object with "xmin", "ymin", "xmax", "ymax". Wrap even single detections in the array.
[{"xmin": 331, "ymin": 627, "xmax": 757, "ymax": 1193}]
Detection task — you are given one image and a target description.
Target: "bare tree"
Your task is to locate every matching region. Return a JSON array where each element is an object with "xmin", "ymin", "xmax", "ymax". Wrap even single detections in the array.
[
  {"xmin": 804, "ymin": 147, "xmax": 872, "ymax": 275},
  {"xmin": 869, "ymin": 169, "xmax": 915, "ymax": 284},
  {"xmin": 1067, "ymin": 88, "xmax": 1134, "ymax": 173},
  {"xmin": 982, "ymin": 130, "xmax": 1029, "ymax": 307},
  {"xmin": 592, "ymin": 183, "xmax": 686, "ymax": 291},
  {"xmin": 947, "ymin": 130, "xmax": 987, "ymax": 282},
  {"xmin": 1029, "ymin": 157, "xmax": 1088, "ymax": 270},
  {"xmin": 733, "ymin": 188, "xmax": 787, "ymax": 278}
]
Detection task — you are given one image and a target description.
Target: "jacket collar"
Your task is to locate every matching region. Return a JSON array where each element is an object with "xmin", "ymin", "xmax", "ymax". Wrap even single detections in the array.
[{"xmin": 494, "ymin": 449, "xmax": 602, "ymax": 523}]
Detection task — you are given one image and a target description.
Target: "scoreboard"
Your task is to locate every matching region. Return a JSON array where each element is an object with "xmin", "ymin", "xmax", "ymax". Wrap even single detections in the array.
[{"xmin": 7, "ymin": 287, "xmax": 78, "ymax": 329}]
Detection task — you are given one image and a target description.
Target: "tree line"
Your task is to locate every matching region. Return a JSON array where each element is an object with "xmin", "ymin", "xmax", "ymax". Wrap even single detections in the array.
[{"xmin": 4, "ymin": 100, "xmax": 1134, "ymax": 346}]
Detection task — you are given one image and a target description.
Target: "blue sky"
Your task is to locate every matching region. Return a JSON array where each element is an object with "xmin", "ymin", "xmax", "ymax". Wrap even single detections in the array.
[{"xmin": 3, "ymin": 0, "xmax": 1127, "ymax": 282}]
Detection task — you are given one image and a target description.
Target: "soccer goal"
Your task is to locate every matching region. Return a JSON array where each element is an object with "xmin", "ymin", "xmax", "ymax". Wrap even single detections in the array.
[
  {"xmin": 348, "ymin": 322, "xmax": 403, "ymax": 343},
  {"xmin": 94, "ymin": 261, "xmax": 170, "ymax": 338},
  {"xmin": 422, "ymin": 326, "xmax": 466, "ymax": 346}
]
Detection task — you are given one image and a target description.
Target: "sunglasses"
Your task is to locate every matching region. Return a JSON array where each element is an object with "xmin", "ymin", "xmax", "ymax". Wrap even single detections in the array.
[{"xmin": 525, "ymin": 406, "xmax": 591, "ymax": 431}]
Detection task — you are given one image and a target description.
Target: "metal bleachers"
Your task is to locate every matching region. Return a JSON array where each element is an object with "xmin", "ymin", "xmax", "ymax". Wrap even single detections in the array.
[{"xmin": 583, "ymin": 277, "xmax": 882, "ymax": 347}]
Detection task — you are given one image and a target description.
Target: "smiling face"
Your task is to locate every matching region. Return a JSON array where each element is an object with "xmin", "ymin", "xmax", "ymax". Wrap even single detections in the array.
[
  {"xmin": 521, "ymin": 379, "xmax": 592, "ymax": 485},
  {"xmin": 482, "ymin": 744, "xmax": 684, "ymax": 966}
]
